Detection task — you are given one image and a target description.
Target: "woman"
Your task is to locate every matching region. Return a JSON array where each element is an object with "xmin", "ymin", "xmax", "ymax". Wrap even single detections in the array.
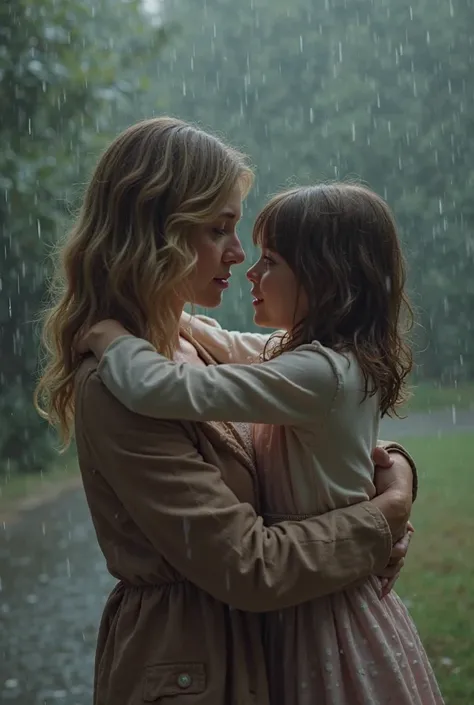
[{"xmin": 36, "ymin": 117, "xmax": 415, "ymax": 704}]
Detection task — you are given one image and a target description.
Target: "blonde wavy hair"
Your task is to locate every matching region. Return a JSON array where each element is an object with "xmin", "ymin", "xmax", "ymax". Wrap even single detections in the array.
[{"xmin": 35, "ymin": 116, "xmax": 253, "ymax": 446}]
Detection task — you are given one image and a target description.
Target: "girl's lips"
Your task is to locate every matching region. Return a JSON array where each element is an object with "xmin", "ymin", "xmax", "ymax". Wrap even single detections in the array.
[
  {"xmin": 213, "ymin": 278, "xmax": 229, "ymax": 289},
  {"xmin": 252, "ymin": 298, "xmax": 263, "ymax": 306}
]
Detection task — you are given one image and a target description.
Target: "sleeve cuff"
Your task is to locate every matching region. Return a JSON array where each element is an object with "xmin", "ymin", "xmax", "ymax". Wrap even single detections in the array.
[
  {"xmin": 379, "ymin": 441, "xmax": 418, "ymax": 502},
  {"xmin": 359, "ymin": 502, "xmax": 393, "ymax": 572}
]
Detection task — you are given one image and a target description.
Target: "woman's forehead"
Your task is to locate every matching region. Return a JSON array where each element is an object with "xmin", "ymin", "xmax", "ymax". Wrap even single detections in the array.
[{"xmin": 218, "ymin": 183, "xmax": 243, "ymax": 221}]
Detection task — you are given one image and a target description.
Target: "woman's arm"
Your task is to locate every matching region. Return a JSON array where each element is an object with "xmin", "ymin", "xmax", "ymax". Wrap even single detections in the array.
[
  {"xmin": 77, "ymin": 366, "xmax": 408, "ymax": 612},
  {"xmin": 181, "ymin": 311, "xmax": 273, "ymax": 364}
]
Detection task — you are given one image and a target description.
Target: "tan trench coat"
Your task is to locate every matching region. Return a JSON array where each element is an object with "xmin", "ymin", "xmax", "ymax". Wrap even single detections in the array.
[{"xmin": 74, "ymin": 353, "xmax": 411, "ymax": 705}]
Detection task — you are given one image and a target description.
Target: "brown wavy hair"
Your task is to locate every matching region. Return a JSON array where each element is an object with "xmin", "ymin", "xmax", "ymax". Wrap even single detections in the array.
[
  {"xmin": 253, "ymin": 183, "xmax": 413, "ymax": 416},
  {"xmin": 35, "ymin": 116, "xmax": 253, "ymax": 446}
]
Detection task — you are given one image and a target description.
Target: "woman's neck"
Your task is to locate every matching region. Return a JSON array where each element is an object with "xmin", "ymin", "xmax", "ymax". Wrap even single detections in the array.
[
  {"xmin": 168, "ymin": 299, "xmax": 186, "ymax": 351},
  {"xmin": 172, "ymin": 302, "xmax": 205, "ymax": 365}
]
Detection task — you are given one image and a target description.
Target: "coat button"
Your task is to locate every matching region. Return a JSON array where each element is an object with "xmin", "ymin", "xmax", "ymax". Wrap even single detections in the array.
[{"xmin": 177, "ymin": 673, "xmax": 192, "ymax": 689}]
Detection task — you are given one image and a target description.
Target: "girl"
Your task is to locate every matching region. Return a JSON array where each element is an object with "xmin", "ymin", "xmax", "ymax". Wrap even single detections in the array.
[
  {"xmin": 81, "ymin": 183, "xmax": 442, "ymax": 704},
  {"xmin": 80, "ymin": 182, "xmax": 442, "ymax": 704},
  {"xmin": 35, "ymin": 118, "xmax": 415, "ymax": 705}
]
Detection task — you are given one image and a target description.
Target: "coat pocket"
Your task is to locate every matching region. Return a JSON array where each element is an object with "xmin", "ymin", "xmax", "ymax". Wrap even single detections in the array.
[{"xmin": 143, "ymin": 662, "xmax": 206, "ymax": 701}]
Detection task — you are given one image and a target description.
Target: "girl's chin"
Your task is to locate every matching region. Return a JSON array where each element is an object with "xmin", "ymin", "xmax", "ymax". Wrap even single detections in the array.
[{"xmin": 253, "ymin": 309, "xmax": 275, "ymax": 328}]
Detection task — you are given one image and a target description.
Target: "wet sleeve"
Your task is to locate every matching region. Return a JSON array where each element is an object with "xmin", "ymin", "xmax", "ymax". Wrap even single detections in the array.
[
  {"xmin": 79, "ymin": 371, "xmax": 392, "ymax": 611},
  {"xmin": 181, "ymin": 311, "xmax": 272, "ymax": 363},
  {"xmin": 97, "ymin": 335, "xmax": 340, "ymax": 424}
]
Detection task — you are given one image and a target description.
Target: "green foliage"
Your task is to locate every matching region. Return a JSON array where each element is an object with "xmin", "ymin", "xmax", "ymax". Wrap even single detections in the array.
[
  {"xmin": 2, "ymin": 0, "xmax": 473, "ymax": 476},
  {"xmin": 0, "ymin": 0, "xmax": 167, "ymax": 475},
  {"xmin": 159, "ymin": 0, "xmax": 474, "ymax": 376}
]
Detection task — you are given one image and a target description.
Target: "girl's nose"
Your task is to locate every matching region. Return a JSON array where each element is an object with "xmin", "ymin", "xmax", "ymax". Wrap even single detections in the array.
[{"xmin": 246, "ymin": 262, "xmax": 259, "ymax": 282}]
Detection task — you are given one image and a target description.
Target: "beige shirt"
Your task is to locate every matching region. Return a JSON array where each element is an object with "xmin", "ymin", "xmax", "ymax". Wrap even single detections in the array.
[{"xmin": 184, "ymin": 314, "xmax": 380, "ymax": 515}]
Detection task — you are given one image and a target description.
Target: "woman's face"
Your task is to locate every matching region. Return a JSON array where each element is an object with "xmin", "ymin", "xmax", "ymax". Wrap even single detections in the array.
[
  {"xmin": 246, "ymin": 247, "xmax": 308, "ymax": 330},
  {"xmin": 186, "ymin": 183, "xmax": 245, "ymax": 308}
]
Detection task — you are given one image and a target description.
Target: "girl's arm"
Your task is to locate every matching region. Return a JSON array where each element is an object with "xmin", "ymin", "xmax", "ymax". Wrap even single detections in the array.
[
  {"xmin": 181, "ymin": 311, "xmax": 274, "ymax": 364},
  {"xmin": 97, "ymin": 334, "xmax": 340, "ymax": 425},
  {"xmin": 81, "ymin": 322, "xmax": 418, "ymax": 499}
]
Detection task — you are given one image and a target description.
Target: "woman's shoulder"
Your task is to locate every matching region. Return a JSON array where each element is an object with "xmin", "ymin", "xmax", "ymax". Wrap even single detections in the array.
[{"xmin": 74, "ymin": 357, "xmax": 199, "ymax": 442}]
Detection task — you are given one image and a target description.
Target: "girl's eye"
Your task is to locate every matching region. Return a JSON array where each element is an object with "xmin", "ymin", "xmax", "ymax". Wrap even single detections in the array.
[
  {"xmin": 263, "ymin": 255, "xmax": 275, "ymax": 266},
  {"xmin": 212, "ymin": 227, "xmax": 227, "ymax": 237}
]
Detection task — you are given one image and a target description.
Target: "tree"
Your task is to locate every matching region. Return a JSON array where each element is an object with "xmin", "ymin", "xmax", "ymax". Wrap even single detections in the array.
[
  {"xmin": 159, "ymin": 0, "xmax": 474, "ymax": 380},
  {"xmin": 0, "ymin": 0, "xmax": 167, "ymax": 475}
]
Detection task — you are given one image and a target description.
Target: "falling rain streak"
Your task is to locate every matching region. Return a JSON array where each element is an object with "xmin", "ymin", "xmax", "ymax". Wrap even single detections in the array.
[{"xmin": 2, "ymin": 0, "xmax": 474, "ymax": 703}]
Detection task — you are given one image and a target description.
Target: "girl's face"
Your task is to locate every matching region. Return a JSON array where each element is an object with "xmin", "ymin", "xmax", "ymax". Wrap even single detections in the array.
[
  {"xmin": 185, "ymin": 183, "xmax": 245, "ymax": 308},
  {"xmin": 247, "ymin": 247, "xmax": 309, "ymax": 330}
]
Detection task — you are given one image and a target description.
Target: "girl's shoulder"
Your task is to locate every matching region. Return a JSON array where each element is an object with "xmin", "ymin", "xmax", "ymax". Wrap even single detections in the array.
[{"xmin": 290, "ymin": 342, "xmax": 365, "ymax": 393}]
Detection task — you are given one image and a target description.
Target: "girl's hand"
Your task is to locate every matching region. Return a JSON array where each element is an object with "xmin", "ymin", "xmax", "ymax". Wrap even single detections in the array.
[{"xmin": 77, "ymin": 319, "xmax": 129, "ymax": 359}]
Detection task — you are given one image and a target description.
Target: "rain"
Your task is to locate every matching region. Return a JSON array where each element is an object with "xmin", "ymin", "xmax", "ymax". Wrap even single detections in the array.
[{"xmin": 1, "ymin": 0, "xmax": 473, "ymax": 703}]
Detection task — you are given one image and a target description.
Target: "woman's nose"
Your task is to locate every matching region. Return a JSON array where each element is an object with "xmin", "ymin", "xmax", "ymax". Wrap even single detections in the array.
[{"xmin": 224, "ymin": 234, "xmax": 246, "ymax": 265}]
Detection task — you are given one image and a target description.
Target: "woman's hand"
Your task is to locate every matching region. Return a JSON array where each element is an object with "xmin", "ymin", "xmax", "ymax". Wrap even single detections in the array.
[
  {"xmin": 377, "ymin": 523, "xmax": 415, "ymax": 598},
  {"xmin": 77, "ymin": 319, "xmax": 129, "ymax": 359},
  {"xmin": 370, "ymin": 448, "xmax": 414, "ymax": 595},
  {"xmin": 371, "ymin": 449, "xmax": 413, "ymax": 542}
]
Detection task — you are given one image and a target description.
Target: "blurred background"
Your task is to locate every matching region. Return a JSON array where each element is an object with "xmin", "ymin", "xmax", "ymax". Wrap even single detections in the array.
[{"xmin": 1, "ymin": 0, "xmax": 473, "ymax": 702}]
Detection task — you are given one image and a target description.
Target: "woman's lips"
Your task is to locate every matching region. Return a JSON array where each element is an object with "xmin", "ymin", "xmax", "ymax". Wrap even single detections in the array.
[
  {"xmin": 252, "ymin": 297, "xmax": 263, "ymax": 307},
  {"xmin": 213, "ymin": 278, "xmax": 229, "ymax": 289}
]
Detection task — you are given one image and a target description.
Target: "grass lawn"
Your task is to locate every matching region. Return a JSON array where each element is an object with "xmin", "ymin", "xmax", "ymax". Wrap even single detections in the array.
[
  {"xmin": 394, "ymin": 432, "xmax": 474, "ymax": 705},
  {"xmin": 404, "ymin": 381, "xmax": 474, "ymax": 413},
  {"xmin": 1, "ymin": 425, "xmax": 472, "ymax": 702}
]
